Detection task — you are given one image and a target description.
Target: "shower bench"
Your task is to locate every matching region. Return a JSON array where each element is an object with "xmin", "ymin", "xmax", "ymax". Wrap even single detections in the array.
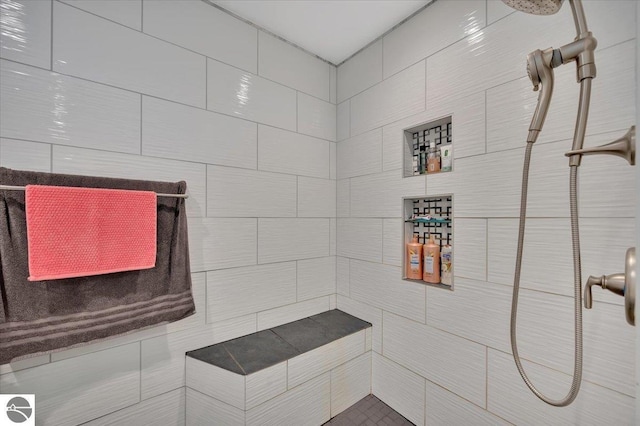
[{"xmin": 185, "ymin": 309, "xmax": 372, "ymax": 425}]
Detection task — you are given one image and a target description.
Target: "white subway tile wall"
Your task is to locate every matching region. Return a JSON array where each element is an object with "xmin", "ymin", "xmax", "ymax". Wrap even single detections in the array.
[
  {"xmin": 0, "ymin": 343, "xmax": 141, "ymax": 426},
  {"xmin": 0, "ymin": 0, "xmax": 51, "ymax": 69},
  {"xmin": 336, "ymin": 0, "xmax": 637, "ymax": 424},
  {"xmin": 53, "ymin": 2, "xmax": 206, "ymax": 108},
  {"xmin": 1, "ymin": 0, "xmax": 636, "ymax": 424},
  {"xmin": 371, "ymin": 353, "xmax": 425, "ymax": 426},
  {"xmin": 206, "ymin": 262, "xmax": 297, "ymax": 323},
  {"xmin": 258, "ymin": 125, "xmax": 331, "ymax": 179},
  {"xmin": 1, "ymin": 60, "xmax": 141, "ymax": 153},
  {"xmin": 142, "ymin": 96, "xmax": 257, "ymax": 169},
  {"xmin": 297, "ymin": 92, "xmax": 337, "ymax": 141},
  {"xmin": 330, "ymin": 352, "xmax": 372, "ymax": 416},
  {"xmin": 207, "ymin": 58, "xmax": 297, "ymax": 131},
  {"xmin": 256, "ymin": 296, "xmax": 331, "ymax": 331},
  {"xmin": 143, "ymin": 0, "xmax": 257, "ymax": 73},
  {"xmin": 85, "ymin": 388, "xmax": 186, "ymax": 426},
  {"xmin": 337, "ymin": 40, "xmax": 382, "ymax": 104},
  {"xmin": 0, "ymin": 138, "xmax": 51, "ymax": 173},
  {"xmin": 0, "ymin": 1, "xmax": 338, "ymax": 425},
  {"xmin": 60, "ymin": 0, "xmax": 142, "ymax": 31},
  {"xmin": 258, "ymin": 31, "xmax": 331, "ymax": 102}
]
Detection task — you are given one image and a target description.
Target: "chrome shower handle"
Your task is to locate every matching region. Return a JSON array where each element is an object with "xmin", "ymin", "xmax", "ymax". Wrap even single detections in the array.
[
  {"xmin": 584, "ymin": 247, "xmax": 636, "ymax": 326},
  {"xmin": 584, "ymin": 274, "xmax": 624, "ymax": 308}
]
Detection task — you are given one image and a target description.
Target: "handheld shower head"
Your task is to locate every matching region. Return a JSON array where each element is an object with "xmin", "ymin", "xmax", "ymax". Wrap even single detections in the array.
[
  {"xmin": 502, "ymin": 0, "xmax": 565, "ymax": 15},
  {"xmin": 525, "ymin": 48, "xmax": 555, "ymax": 143}
]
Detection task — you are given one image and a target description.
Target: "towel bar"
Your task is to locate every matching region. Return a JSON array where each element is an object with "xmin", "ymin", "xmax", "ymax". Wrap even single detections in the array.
[{"xmin": 0, "ymin": 185, "xmax": 189, "ymax": 199}]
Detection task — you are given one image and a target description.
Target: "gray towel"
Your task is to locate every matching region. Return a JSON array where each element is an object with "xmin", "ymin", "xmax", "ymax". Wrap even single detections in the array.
[{"xmin": 0, "ymin": 167, "xmax": 195, "ymax": 364}]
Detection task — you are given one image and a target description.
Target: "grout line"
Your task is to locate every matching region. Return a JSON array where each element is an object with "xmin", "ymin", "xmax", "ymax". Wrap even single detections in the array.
[
  {"xmin": 255, "ymin": 217, "xmax": 259, "ymax": 265},
  {"xmin": 485, "ymin": 345, "xmax": 489, "ymax": 409},
  {"xmin": 255, "ymin": 123, "xmax": 259, "ymax": 170},
  {"xmin": 484, "ymin": 90, "xmax": 488, "ymax": 154},
  {"xmin": 423, "ymin": 376, "xmax": 427, "ymax": 424},
  {"xmin": 222, "ymin": 344, "xmax": 247, "ymax": 375},
  {"xmin": 256, "ymin": 28, "xmax": 260, "ymax": 75},
  {"xmin": 381, "ymin": 36, "xmax": 385, "ymax": 81},
  {"xmin": 329, "ymin": 366, "xmax": 332, "ymax": 417},
  {"xmin": 140, "ymin": 0, "xmax": 144, "ymax": 32},
  {"xmin": 205, "ymin": 58, "xmax": 208, "ymax": 110},
  {"xmin": 380, "ymin": 309, "xmax": 383, "ymax": 356},
  {"xmin": 140, "ymin": 94, "xmax": 143, "ymax": 155},
  {"xmin": 204, "ymin": 164, "xmax": 208, "ymax": 218},
  {"xmin": 485, "ymin": 0, "xmax": 488, "ymax": 29},
  {"xmin": 204, "ymin": 273, "xmax": 208, "ymax": 324},
  {"xmin": 347, "ymin": 100, "xmax": 352, "ymax": 140},
  {"xmin": 50, "ymin": 0, "xmax": 54, "ymax": 71},
  {"xmin": 485, "ymin": 218, "xmax": 489, "ymax": 281},
  {"xmin": 139, "ymin": 341, "xmax": 143, "ymax": 401},
  {"xmin": 424, "ymin": 58, "xmax": 428, "ymax": 113}
]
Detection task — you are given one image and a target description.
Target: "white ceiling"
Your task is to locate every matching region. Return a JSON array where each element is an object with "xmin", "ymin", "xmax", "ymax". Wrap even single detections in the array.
[{"xmin": 212, "ymin": 0, "xmax": 431, "ymax": 65}]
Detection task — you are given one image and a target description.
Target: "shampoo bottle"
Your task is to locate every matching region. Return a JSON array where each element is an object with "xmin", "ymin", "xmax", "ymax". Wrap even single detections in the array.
[
  {"xmin": 423, "ymin": 235, "xmax": 440, "ymax": 284},
  {"xmin": 406, "ymin": 235, "xmax": 423, "ymax": 280}
]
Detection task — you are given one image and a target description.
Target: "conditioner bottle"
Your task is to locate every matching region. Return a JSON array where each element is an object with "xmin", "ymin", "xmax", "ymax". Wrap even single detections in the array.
[
  {"xmin": 423, "ymin": 235, "xmax": 440, "ymax": 284},
  {"xmin": 406, "ymin": 235, "xmax": 423, "ymax": 280}
]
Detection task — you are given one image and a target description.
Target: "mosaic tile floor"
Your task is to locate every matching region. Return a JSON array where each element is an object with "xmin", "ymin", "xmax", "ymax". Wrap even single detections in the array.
[{"xmin": 324, "ymin": 394, "xmax": 415, "ymax": 426}]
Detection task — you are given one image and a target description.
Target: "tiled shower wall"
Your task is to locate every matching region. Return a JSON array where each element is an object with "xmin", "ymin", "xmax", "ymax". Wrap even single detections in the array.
[
  {"xmin": 0, "ymin": 1, "xmax": 337, "ymax": 424},
  {"xmin": 336, "ymin": 0, "xmax": 637, "ymax": 425}
]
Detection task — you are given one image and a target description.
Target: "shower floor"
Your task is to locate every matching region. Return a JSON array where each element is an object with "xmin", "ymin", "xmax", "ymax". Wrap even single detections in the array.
[{"xmin": 323, "ymin": 394, "xmax": 415, "ymax": 425}]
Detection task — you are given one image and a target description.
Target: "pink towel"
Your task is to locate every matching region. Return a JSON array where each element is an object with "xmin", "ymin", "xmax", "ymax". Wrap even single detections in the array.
[{"xmin": 25, "ymin": 185, "xmax": 157, "ymax": 281}]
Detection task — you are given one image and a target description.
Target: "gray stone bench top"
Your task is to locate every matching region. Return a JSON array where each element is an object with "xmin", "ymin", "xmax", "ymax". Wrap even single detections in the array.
[{"xmin": 186, "ymin": 309, "xmax": 371, "ymax": 375}]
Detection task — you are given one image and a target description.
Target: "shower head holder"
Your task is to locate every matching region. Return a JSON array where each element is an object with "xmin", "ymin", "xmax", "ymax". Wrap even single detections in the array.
[{"xmin": 565, "ymin": 125, "xmax": 636, "ymax": 166}]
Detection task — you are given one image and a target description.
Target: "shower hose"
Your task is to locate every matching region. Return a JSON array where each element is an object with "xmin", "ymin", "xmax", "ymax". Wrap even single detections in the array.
[{"xmin": 510, "ymin": 142, "xmax": 583, "ymax": 406}]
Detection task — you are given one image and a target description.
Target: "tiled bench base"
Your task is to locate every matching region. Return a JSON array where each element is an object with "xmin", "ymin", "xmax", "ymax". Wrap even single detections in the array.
[{"xmin": 185, "ymin": 310, "xmax": 372, "ymax": 426}]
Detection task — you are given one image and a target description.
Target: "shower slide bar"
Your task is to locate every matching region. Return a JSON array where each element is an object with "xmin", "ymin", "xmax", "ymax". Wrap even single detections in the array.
[{"xmin": 0, "ymin": 185, "xmax": 189, "ymax": 199}]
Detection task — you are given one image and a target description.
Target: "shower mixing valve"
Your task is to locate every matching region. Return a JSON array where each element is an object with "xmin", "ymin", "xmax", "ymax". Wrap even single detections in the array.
[{"xmin": 584, "ymin": 247, "xmax": 636, "ymax": 326}]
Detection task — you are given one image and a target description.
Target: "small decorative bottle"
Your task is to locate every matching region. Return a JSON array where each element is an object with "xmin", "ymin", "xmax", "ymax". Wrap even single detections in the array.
[{"xmin": 427, "ymin": 141, "xmax": 441, "ymax": 173}]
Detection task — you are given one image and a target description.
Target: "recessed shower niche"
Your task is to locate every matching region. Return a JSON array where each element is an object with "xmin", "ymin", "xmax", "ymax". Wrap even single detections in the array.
[
  {"xmin": 402, "ymin": 194, "xmax": 453, "ymax": 290},
  {"xmin": 403, "ymin": 116, "xmax": 452, "ymax": 178}
]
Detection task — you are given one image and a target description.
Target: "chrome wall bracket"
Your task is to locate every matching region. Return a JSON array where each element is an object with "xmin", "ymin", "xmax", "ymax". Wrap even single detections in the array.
[{"xmin": 565, "ymin": 125, "xmax": 636, "ymax": 165}]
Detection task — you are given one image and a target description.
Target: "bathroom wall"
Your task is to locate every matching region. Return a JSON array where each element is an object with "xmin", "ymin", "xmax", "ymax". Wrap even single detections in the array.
[
  {"xmin": 336, "ymin": 0, "xmax": 637, "ymax": 424},
  {"xmin": 0, "ymin": 1, "xmax": 336, "ymax": 424}
]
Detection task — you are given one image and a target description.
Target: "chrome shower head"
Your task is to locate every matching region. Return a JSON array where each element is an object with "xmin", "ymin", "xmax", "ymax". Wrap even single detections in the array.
[{"xmin": 502, "ymin": 0, "xmax": 565, "ymax": 15}]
